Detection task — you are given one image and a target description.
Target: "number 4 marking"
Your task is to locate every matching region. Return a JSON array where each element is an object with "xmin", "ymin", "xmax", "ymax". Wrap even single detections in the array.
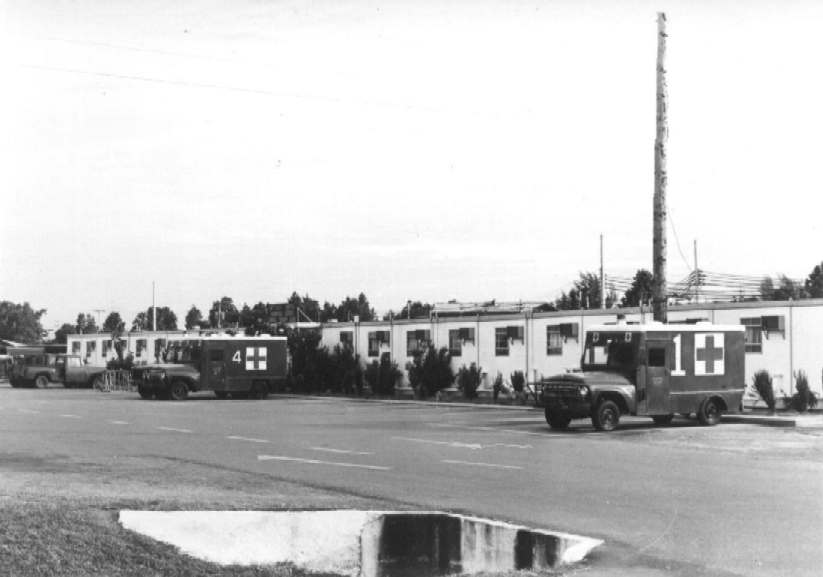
[
  {"xmin": 671, "ymin": 334, "xmax": 686, "ymax": 376},
  {"xmin": 232, "ymin": 350, "xmax": 241, "ymax": 363}
]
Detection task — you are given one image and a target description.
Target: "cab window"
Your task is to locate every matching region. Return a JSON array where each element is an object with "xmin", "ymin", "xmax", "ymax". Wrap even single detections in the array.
[{"xmin": 67, "ymin": 357, "xmax": 82, "ymax": 368}]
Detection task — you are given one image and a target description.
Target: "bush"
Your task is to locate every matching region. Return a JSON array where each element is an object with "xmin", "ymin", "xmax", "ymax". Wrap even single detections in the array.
[
  {"xmin": 492, "ymin": 372, "xmax": 504, "ymax": 401},
  {"xmin": 456, "ymin": 363, "xmax": 482, "ymax": 400},
  {"xmin": 510, "ymin": 370, "xmax": 525, "ymax": 393},
  {"xmin": 752, "ymin": 370, "xmax": 776, "ymax": 412},
  {"xmin": 789, "ymin": 370, "xmax": 818, "ymax": 412},
  {"xmin": 406, "ymin": 347, "xmax": 454, "ymax": 399},
  {"xmin": 366, "ymin": 353, "xmax": 402, "ymax": 397}
]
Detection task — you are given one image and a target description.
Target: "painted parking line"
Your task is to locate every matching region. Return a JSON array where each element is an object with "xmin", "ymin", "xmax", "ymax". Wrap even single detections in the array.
[
  {"xmin": 227, "ymin": 435, "xmax": 270, "ymax": 444},
  {"xmin": 108, "ymin": 420, "xmax": 130, "ymax": 425},
  {"xmin": 393, "ymin": 436, "xmax": 482, "ymax": 450},
  {"xmin": 310, "ymin": 447, "xmax": 374, "ymax": 456},
  {"xmin": 441, "ymin": 459, "xmax": 523, "ymax": 471},
  {"xmin": 429, "ymin": 422, "xmax": 552, "ymax": 437},
  {"xmin": 258, "ymin": 455, "xmax": 391, "ymax": 471},
  {"xmin": 60, "ymin": 414, "xmax": 82, "ymax": 419},
  {"xmin": 157, "ymin": 426, "xmax": 193, "ymax": 434}
]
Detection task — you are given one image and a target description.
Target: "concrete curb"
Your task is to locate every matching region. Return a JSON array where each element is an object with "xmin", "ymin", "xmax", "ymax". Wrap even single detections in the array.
[
  {"xmin": 271, "ymin": 393, "xmax": 538, "ymax": 411},
  {"xmin": 119, "ymin": 510, "xmax": 602, "ymax": 576}
]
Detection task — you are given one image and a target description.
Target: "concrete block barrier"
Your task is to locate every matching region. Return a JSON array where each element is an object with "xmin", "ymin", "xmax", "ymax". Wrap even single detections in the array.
[{"xmin": 119, "ymin": 510, "xmax": 602, "ymax": 576}]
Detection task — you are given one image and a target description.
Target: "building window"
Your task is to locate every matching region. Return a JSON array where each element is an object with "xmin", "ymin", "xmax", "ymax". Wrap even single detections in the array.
[
  {"xmin": 154, "ymin": 338, "xmax": 167, "ymax": 362},
  {"xmin": 340, "ymin": 331, "xmax": 353, "ymax": 349},
  {"xmin": 546, "ymin": 326, "xmax": 563, "ymax": 355},
  {"xmin": 86, "ymin": 341, "xmax": 97, "ymax": 358},
  {"xmin": 448, "ymin": 330, "xmax": 462, "ymax": 357},
  {"xmin": 136, "ymin": 339, "xmax": 147, "ymax": 358},
  {"xmin": 507, "ymin": 325, "xmax": 525, "ymax": 343},
  {"xmin": 368, "ymin": 331, "xmax": 390, "ymax": 357},
  {"xmin": 72, "ymin": 341, "xmax": 81, "ymax": 355},
  {"xmin": 741, "ymin": 318, "xmax": 762, "ymax": 354},
  {"xmin": 495, "ymin": 327, "xmax": 509, "ymax": 356},
  {"xmin": 761, "ymin": 315, "xmax": 785, "ymax": 338},
  {"xmin": 406, "ymin": 329, "xmax": 431, "ymax": 356},
  {"xmin": 102, "ymin": 340, "xmax": 112, "ymax": 358}
]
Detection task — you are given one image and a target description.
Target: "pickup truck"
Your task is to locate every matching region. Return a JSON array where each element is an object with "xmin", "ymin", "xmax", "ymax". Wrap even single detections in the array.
[{"xmin": 9, "ymin": 353, "xmax": 106, "ymax": 389}]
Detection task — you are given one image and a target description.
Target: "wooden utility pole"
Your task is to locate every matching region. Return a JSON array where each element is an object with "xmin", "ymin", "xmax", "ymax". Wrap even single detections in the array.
[{"xmin": 652, "ymin": 12, "xmax": 668, "ymax": 322}]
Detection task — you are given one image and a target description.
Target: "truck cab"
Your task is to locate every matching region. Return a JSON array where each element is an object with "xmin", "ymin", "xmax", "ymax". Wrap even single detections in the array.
[
  {"xmin": 538, "ymin": 322, "xmax": 746, "ymax": 431},
  {"xmin": 10, "ymin": 352, "xmax": 105, "ymax": 389}
]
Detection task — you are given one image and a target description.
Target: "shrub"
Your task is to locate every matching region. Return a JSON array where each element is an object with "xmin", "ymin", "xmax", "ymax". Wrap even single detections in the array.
[
  {"xmin": 331, "ymin": 345, "xmax": 363, "ymax": 396},
  {"xmin": 789, "ymin": 370, "xmax": 818, "ymax": 412},
  {"xmin": 752, "ymin": 370, "xmax": 776, "ymax": 412},
  {"xmin": 492, "ymin": 372, "xmax": 504, "ymax": 401},
  {"xmin": 366, "ymin": 353, "xmax": 402, "ymax": 397},
  {"xmin": 406, "ymin": 347, "xmax": 454, "ymax": 398},
  {"xmin": 456, "ymin": 363, "xmax": 482, "ymax": 400},
  {"xmin": 510, "ymin": 370, "xmax": 525, "ymax": 393}
]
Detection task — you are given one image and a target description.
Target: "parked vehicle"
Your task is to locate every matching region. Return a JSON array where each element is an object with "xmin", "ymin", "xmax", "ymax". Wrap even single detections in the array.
[
  {"xmin": 131, "ymin": 335, "xmax": 287, "ymax": 400},
  {"xmin": 9, "ymin": 352, "xmax": 106, "ymax": 389},
  {"xmin": 538, "ymin": 322, "xmax": 746, "ymax": 431}
]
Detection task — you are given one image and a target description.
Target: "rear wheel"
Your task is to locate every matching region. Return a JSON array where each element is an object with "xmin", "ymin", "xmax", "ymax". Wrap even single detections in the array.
[
  {"xmin": 592, "ymin": 399, "xmax": 620, "ymax": 432},
  {"xmin": 698, "ymin": 398, "xmax": 721, "ymax": 426},
  {"xmin": 169, "ymin": 380, "xmax": 188, "ymax": 401},
  {"xmin": 34, "ymin": 375, "xmax": 49, "ymax": 389},
  {"xmin": 544, "ymin": 407, "xmax": 571, "ymax": 429},
  {"xmin": 652, "ymin": 414, "xmax": 674, "ymax": 425}
]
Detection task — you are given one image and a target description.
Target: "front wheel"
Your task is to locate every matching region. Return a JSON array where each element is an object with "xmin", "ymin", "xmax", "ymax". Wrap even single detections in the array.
[
  {"xmin": 592, "ymin": 399, "xmax": 621, "ymax": 432},
  {"xmin": 34, "ymin": 375, "xmax": 49, "ymax": 389},
  {"xmin": 169, "ymin": 380, "xmax": 188, "ymax": 401},
  {"xmin": 545, "ymin": 407, "xmax": 571, "ymax": 429},
  {"xmin": 698, "ymin": 398, "xmax": 722, "ymax": 426}
]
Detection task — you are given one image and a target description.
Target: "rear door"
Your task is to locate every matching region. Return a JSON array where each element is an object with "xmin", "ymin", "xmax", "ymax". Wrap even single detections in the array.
[
  {"xmin": 205, "ymin": 345, "xmax": 226, "ymax": 391},
  {"xmin": 644, "ymin": 338, "xmax": 671, "ymax": 415}
]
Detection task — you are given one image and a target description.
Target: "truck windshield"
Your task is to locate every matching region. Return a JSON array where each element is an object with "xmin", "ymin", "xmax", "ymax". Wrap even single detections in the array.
[{"xmin": 581, "ymin": 331, "xmax": 638, "ymax": 374}]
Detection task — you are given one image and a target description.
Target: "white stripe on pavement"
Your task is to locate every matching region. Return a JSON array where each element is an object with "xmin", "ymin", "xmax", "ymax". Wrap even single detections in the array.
[
  {"xmin": 60, "ymin": 414, "xmax": 82, "ymax": 419},
  {"xmin": 227, "ymin": 435, "xmax": 270, "ymax": 444},
  {"xmin": 441, "ymin": 459, "xmax": 523, "ymax": 470},
  {"xmin": 157, "ymin": 426, "xmax": 193, "ymax": 434},
  {"xmin": 108, "ymin": 420, "xmax": 130, "ymax": 425},
  {"xmin": 310, "ymin": 447, "xmax": 374, "ymax": 455},
  {"xmin": 258, "ymin": 455, "xmax": 391, "ymax": 471},
  {"xmin": 392, "ymin": 436, "xmax": 482, "ymax": 450}
]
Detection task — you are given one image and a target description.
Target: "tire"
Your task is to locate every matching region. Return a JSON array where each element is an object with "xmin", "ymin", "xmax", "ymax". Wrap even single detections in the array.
[
  {"xmin": 214, "ymin": 391, "xmax": 228, "ymax": 400},
  {"xmin": 698, "ymin": 398, "xmax": 722, "ymax": 426},
  {"xmin": 92, "ymin": 375, "xmax": 105, "ymax": 391},
  {"xmin": 34, "ymin": 375, "xmax": 49, "ymax": 389},
  {"xmin": 137, "ymin": 384, "xmax": 154, "ymax": 400},
  {"xmin": 544, "ymin": 407, "xmax": 571, "ymax": 430},
  {"xmin": 169, "ymin": 380, "xmax": 188, "ymax": 401},
  {"xmin": 652, "ymin": 414, "xmax": 674, "ymax": 425},
  {"xmin": 592, "ymin": 399, "xmax": 621, "ymax": 432}
]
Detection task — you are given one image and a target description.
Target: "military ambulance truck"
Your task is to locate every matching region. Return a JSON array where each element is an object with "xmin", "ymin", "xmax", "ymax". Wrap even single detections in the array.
[
  {"xmin": 132, "ymin": 334, "xmax": 287, "ymax": 400},
  {"xmin": 538, "ymin": 322, "xmax": 746, "ymax": 431}
]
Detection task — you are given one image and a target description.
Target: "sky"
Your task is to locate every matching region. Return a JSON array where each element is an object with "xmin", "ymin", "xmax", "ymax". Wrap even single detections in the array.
[{"xmin": 1, "ymin": 0, "xmax": 822, "ymax": 330}]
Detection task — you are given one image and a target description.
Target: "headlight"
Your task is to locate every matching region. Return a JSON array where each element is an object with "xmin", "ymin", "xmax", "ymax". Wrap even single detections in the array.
[{"xmin": 578, "ymin": 385, "xmax": 590, "ymax": 398}]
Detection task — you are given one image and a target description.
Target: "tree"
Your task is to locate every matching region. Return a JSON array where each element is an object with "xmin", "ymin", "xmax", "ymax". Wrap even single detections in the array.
[
  {"xmin": 804, "ymin": 261, "xmax": 823, "ymax": 298},
  {"xmin": 75, "ymin": 312, "xmax": 98, "ymax": 334},
  {"xmin": 334, "ymin": 293, "xmax": 375, "ymax": 322},
  {"xmin": 240, "ymin": 302, "xmax": 272, "ymax": 336},
  {"xmin": 208, "ymin": 297, "xmax": 239, "ymax": 328},
  {"xmin": 184, "ymin": 305, "xmax": 204, "ymax": 330},
  {"xmin": 288, "ymin": 292, "xmax": 321, "ymax": 322},
  {"xmin": 102, "ymin": 312, "xmax": 125, "ymax": 335},
  {"xmin": 621, "ymin": 269, "xmax": 655, "ymax": 307},
  {"xmin": 760, "ymin": 275, "xmax": 804, "ymax": 301},
  {"xmin": 0, "ymin": 301, "xmax": 47, "ymax": 343},
  {"xmin": 384, "ymin": 301, "xmax": 432, "ymax": 321},
  {"xmin": 53, "ymin": 323, "xmax": 76, "ymax": 345},
  {"xmin": 556, "ymin": 272, "xmax": 617, "ymax": 310},
  {"xmin": 131, "ymin": 306, "xmax": 178, "ymax": 331}
]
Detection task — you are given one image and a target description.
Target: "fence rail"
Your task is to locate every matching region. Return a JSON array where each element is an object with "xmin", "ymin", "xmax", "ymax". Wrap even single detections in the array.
[{"xmin": 95, "ymin": 370, "xmax": 134, "ymax": 392}]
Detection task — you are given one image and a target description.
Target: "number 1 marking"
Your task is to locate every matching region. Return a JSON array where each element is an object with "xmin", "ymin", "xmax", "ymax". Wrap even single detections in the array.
[{"xmin": 671, "ymin": 334, "xmax": 685, "ymax": 376}]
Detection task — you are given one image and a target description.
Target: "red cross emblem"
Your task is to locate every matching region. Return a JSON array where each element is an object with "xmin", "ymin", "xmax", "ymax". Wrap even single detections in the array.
[
  {"xmin": 695, "ymin": 333, "xmax": 724, "ymax": 376},
  {"xmin": 245, "ymin": 347, "xmax": 267, "ymax": 371}
]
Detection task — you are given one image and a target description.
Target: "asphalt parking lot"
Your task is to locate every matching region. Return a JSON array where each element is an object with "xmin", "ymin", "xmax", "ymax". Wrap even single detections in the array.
[{"xmin": 2, "ymin": 382, "xmax": 822, "ymax": 577}]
